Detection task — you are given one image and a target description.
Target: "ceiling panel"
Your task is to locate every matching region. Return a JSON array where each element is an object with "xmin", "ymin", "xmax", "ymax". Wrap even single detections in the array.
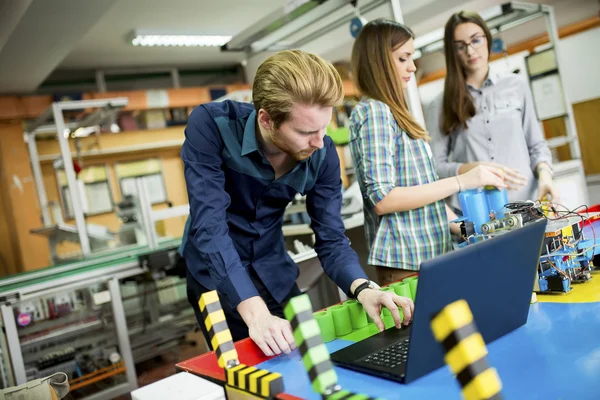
[
  {"xmin": 0, "ymin": 0, "xmax": 118, "ymax": 93},
  {"xmin": 0, "ymin": 0, "xmax": 595, "ymax": 94},
  {"xmin": 60, "ymin": 0, "xmax": 285, "ymax": 69},
  {"xmin": 0, "ymin": 0, "xmax": 32, "ymax": 55}
]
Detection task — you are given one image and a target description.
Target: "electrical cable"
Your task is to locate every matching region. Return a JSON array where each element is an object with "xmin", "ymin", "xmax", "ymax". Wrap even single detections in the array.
[{"xmin": 499, "ymin": 200, "xmax": 599, "ymax": 282}]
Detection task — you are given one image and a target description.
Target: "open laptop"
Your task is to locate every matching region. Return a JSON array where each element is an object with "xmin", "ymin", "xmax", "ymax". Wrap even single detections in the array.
[{"xmin": 330, "ymin": 219, "xmax": 547, "ymax": 383}]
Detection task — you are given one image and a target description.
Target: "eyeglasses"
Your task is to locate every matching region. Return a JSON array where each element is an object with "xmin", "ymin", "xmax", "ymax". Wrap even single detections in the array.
[{"xmin": 455, "ymin": 34, "xmax": 486, "ymax": 54}]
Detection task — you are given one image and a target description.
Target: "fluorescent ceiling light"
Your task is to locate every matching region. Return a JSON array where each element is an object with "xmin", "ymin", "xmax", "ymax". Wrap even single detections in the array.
[
  {"xmin": 131, "ymin": 33, "xmax": 232, "ymax": 47},
  {"xmin": 249, "ymin": 0, "xmax": 353, "ymax": 53},
  {"xmin": 224, "ymin": 0, "xmax": 388, "ymax": 53}
]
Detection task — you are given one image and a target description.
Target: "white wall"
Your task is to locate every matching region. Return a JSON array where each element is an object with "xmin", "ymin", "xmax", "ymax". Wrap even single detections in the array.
[{"xmin": 556, "ymin": 27, "xmax": 600, "ymax": 104}]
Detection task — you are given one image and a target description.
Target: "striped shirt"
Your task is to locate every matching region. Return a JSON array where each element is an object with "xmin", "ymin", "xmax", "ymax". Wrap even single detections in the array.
[{"xmin": 349, "ymin": 99, "xmax": 452, "ymax": 270}]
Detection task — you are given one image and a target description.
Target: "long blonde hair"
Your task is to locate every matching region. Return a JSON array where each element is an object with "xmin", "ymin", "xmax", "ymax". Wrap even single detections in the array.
[
  {"xmin": 252, "ymin": 49, "xmax": 344, "ymax": 128},
  {"xmin": 351, "ymin": 19, "xmax": 428, "ymax": 140}
]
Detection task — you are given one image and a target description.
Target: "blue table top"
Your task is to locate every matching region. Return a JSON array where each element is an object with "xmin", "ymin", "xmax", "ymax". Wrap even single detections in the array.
[{"xmin": 257, "ymin": 301, "xmax": 600, "ymax": 400}]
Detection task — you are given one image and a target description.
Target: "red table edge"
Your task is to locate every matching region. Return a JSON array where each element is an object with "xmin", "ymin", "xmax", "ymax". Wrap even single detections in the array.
[
  {"xmin": 175, "ymin": 273, "xmax": 419, "ymax": 398},
  {"xmin": 176, "ymin": 337, "xmax": 272, "ymax": 380}
]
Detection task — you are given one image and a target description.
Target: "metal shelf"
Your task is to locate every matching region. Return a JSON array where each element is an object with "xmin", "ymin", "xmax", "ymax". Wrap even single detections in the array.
[
  {"xmin": 26, "ymin": 98, "xmax": 128, "ymax": 137},
  {"xmin": 128, "ymin": 309, "xmax": 195, "ymax": 337},
  {"xmin": 131, "ymin": 326, "xmax": 194, "ymax": 364},
  {"xmin": 17, "ymin": 309, "xmax": 101, "ymax": 337},
  {"xmin": 22, "ymin": 332, "xmax": 117, "ymax": 365},
  {"xmin": 20, "ymin": 319, "xmax": 104, "ymax": 348}
]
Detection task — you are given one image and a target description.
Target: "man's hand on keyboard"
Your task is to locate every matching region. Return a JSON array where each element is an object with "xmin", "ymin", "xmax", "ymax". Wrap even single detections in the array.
[{"xmin": 357, "ymin": 289, "xmax": 414, "ymax": 332}]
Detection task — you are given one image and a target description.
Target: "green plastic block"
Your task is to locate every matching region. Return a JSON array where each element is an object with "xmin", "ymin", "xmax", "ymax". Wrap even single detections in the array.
[
  {"xmin": 366, "ymin": 309, "xmax": 384, "ymax": 324},
  {"xmin": 302, "ymin": 343, "xmax": 330, "ymax": 370},
  {"xmin": 391, "ymin": 281, "xmax": 411, "ymax": 298},
  {"xmin": 284, "ymin": 294, "xmax": 312, "ymax": 321},
  {"xmin": 313, "ymin": 368, "xmax": 338, "ymax": 394},
  {"xmin": 404, "ymin": 277, "xmax": 418, "ymax": 301},
  {"xmin": 368, "ymin": 323, "xmax": 381, "ymax": 335},
  {"xmin": 314, "ymin": 311, "xmax": 336, "ymax": 343},
  {"xmin": 383, "ymin": 315, "xmax": 395, "ymax": 329},
  {"xmin": 338, "ymin": 325, "xmax": 378, "ymax": 342},
  {"xmin": 293, "ymin": 319, "xmax": 320, "ymax": 348},
  {"xmin": 329, "ymin": 304, "xmax": 352, "ymax": 337},
  {"xmin": 343, "ymin": 300, "xmax": 368, "ymax": 330},
  {"xmin": 382, "ymin": 307, "xmax": 404, "ymax": 323},
  {"xmin": 326, "ymin": 390, "xmax": 348, "ymax": 400},
  {"xmin": 380, "ymin": 287, "xmax": 395, "ymax": 316}
]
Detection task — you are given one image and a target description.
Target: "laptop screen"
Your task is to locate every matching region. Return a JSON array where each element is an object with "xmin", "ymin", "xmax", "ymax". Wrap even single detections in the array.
[{"xmin": 404, "ymin": 219, "xmax": 547, "ymax": 382}]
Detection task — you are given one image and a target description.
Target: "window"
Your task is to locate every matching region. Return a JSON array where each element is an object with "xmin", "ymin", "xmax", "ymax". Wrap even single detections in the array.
[
  {"xmin": 57, "ymin": 165, "xmax": 114, "ymax": 219},
  {"xmin": 115, "ymin": 159, "xmax": 168, "ymax": 205}
]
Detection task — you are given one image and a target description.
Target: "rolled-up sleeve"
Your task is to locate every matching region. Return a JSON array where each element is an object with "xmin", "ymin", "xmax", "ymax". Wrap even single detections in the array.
[
  {"xmin": 181, "ymin": 106, "xmax": 258, "ymax": 307},
  {"xmin": 520, "ymin": 80, "xmax": 552, "ymax": 172},
  {"xmin": 426, "ymin": 95, "xmax": 461, "ymax": 178},
  {"xmin": 305, "ymin": 138, "xmax": 367, "ymax": 296},
  {"xmin": 355, "ymin": 102, "xmax": 398, "ymax": 206}
]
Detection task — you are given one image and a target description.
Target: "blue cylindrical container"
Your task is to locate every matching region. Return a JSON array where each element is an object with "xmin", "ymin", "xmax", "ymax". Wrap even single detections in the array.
[
  {"xmin": 458, "ymin": 189, "xmax": 479, "ymax": 222},
  {"xmin": 465, "ymin": 191, "xmax": 490, "ymax": 234},
  {"xmin": 485, "ymin": 187, "xmax": 509, "ymax": 219}
]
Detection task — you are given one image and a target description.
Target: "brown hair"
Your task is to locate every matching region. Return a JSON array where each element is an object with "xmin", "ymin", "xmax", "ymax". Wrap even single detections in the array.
[
  {"xmin": 351, "ymin": 19, "xmax": 428, "ymax": 140},
  {"xmin": 252, "ymin": 49, "xmax": 344, "ymax": 128},
  {"xmin": 441, "ymin": 11, "xmax": 493, "ymax": 134}
]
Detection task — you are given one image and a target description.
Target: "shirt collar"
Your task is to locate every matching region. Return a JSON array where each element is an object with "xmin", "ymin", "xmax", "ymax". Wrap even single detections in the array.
[
  {"xmin": 241, "ymin": 110, "xmax": 259, "ymax": 156},
  {"xmin": 485, "ymin": 67, "xmax": 500, "ymax": 86},
  {"xmin": 467, "ymin": 67, "xmax": 499, "ymax": 91}
]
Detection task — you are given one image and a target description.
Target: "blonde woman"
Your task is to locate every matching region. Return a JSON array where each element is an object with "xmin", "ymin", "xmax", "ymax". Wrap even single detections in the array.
[{"xmin": 349, "ymin": 19, "xmax": 506, "ymax": 285}]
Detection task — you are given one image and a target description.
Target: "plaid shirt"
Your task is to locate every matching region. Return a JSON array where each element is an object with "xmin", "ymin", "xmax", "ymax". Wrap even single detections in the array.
[{"xmin": 349, "ymin": 99, "xmax": 452, "ymax": 270}]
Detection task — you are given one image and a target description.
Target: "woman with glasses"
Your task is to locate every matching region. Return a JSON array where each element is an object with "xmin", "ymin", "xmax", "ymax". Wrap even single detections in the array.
[
  {"xmin": 426, "ymin": 11, "xmax": 558, "ymax": 208},
  {"xmin": 348, "ymin": 19, "xmax": 506, "ymax": 285}
]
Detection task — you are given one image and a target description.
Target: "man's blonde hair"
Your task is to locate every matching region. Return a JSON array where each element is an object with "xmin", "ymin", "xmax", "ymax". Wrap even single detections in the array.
[{"xmin": 252, "ymin": 50, "xmax": 344, "ymax": 128}]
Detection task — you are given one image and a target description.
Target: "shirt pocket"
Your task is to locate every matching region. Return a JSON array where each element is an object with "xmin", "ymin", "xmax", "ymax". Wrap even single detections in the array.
[{"xmin": 494, "ymin": 93, "xmax": 522, "ymax": 113}]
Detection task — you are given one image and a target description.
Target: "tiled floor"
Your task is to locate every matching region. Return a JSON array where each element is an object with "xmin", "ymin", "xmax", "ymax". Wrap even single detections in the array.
[{"xmin": 113, "ymin": 330, "xmax": 209, "ymax": 400}]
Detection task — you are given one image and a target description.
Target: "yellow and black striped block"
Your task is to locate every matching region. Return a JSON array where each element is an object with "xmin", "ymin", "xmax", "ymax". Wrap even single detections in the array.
[
  {"xmin": 431, "ymin": 299, "xmax": 503, "ymax": 400},
  {"xmin": 225, "ymin": 363, "xmax": 284, "ymax": 398},
  {"xmin": 284, "ymin": 294, "xmax": 339, "ymax": 394},
  {"xmin": 199, "ymin": 290, "xmax": 239, "ymax": 368},
  {"xmin": 225, "ymin": 385, "xmax": 263, "ymax": 400}
]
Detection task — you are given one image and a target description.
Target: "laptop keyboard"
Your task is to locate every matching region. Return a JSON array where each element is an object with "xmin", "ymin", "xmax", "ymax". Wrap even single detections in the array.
[{"xmin": 359, "ymin": 337, "xmax": 410, "ymax": 369}]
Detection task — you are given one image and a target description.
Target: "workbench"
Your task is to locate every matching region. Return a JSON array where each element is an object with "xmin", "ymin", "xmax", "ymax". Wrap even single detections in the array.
[
  {"xmin": 0, "ymin": 238, "xmax": 182, "ymax": 299},
  {"xmin": 177, "ymin": 222, "xmax": 600, "ymax": 400}
]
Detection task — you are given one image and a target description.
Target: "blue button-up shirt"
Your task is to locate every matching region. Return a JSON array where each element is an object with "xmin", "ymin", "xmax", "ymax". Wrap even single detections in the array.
[{"xmin": 180, "ymin": 100, "xmax": 367, "ymax": 308}]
